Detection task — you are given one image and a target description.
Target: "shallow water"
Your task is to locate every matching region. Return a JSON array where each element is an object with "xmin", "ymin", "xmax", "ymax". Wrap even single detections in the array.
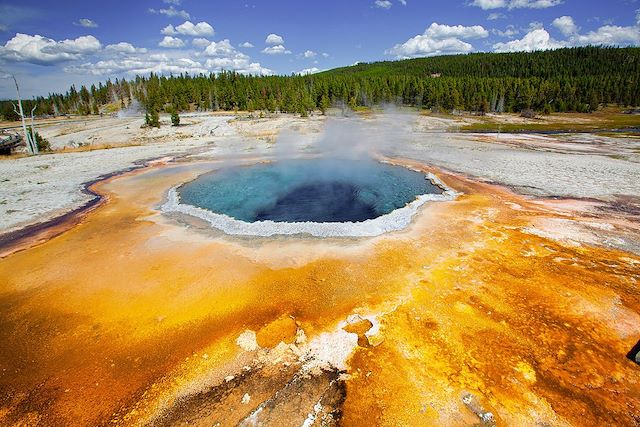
[{"xmin": 178, "ymin": 159, "xmax": 442, "ymax": 223}]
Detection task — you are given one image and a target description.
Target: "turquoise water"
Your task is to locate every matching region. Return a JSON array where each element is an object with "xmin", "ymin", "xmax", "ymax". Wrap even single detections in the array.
[{"xmin": 178, "ymin": 159, "xmax": 442, "ymax": 223}]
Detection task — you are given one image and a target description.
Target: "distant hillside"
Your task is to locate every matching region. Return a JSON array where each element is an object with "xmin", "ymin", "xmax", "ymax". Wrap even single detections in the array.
[
  {"xmin": 1, "ymin": 46, "xmax": 639, "ymax": 120},
  {"xmin": 322, "ymin": 46, "xmax": 640, "ymax": 79}
]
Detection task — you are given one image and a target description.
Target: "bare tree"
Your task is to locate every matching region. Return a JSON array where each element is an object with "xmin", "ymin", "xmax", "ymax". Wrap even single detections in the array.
[
  {"xmin": 9, "ymin": 74, "xmax": 38, "ymax": 154},
  {"xmin": 30, "ymin": 105, "xmax": 38, "ymax": 151}
]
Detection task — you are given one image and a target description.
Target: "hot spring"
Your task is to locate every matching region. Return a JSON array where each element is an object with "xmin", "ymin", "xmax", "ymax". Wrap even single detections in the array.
[{"xmin": 162, "ymin": 159, "xmax": 458, "ymax": 237}]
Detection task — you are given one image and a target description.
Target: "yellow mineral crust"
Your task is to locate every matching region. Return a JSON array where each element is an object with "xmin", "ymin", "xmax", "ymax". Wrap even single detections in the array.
[{"xmin": 0, "ymin": 159, "xmax": 638, "ymax": 426}]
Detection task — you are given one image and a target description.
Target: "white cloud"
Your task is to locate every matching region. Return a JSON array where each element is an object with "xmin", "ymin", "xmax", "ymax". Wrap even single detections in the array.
[
  {"xmin": 200, "ymin": 39, "xmax": 272, "ymax": 75},
  {"xmin": 527, "ymin": 21, "xmax": 544, "ymax": 31},
  {"xmin": 162, "ymin": 21, "xmax": 214, "ymax": 37},
  {"xmin": 204, "ymin": 57, "xmax": 272, "ymax": 75},
  {"xmin": 67, "ymin": 44, "xmax": 273, "ymax": 77},
  {"xmin": 471, "ymin": 0, "xmax": 562, "ymax": 10},
  {"xmin": 552, "ymin": 16, "xmax": 579, "ymax": 37},
  {"xmin": 375, "ymin": 0, "xmax": 392, "ymax": 8},
  {"xmin": 239, "ymin": 41, "xmax": 254, "ymax": 48},
  {"xmin": 493, "ymin": 28, "xmax": 563, "ymax": 52},
  {"xmin": 73, "ymin": 18, "xmax": 98, "ymax": 28},
  {"xmin": 636, "ymin": 9, "xmax": 640, "ymax": 26},
  {"xmin": 387, "ymin": 23, "xmax": 488, "ymax": 58},
  {"xmin": 425, "ymin": 23, "xmax": 489, "ymax": 39},
  {"xmin": 192, "ymin": 38, "xmax": 210, "ymax": 48},
  {"xmin": 261, "ymin": 44, "xmax": 292, "ymax": 55},
  {"xmin": 175, "ymin": 21, "xmax": 214, "ymax": 37},
  {"xmin": 303, "ymin": 50, "xmax": 317, "ymax": 58},
  {"xmin": 105, "ymin": 42, "xmax": 147, "ymax": 54},
  {"xmin": 398, "ymin": 0, "xmax": 407, "ymax": 5},
  {"xmin": 471, "ymin": 0, "xmax": 506, "ymax": 9},
  {"xmin": 158, "ymin": 36, "xmax": 185, "ymax": 48},
  {"xmin": 161, "ymin": 25, "xmax": 177, "ymax": 35},
  {"xmin": 570, "ymin": 25, "xmax": 640, "ymax": 46},
  {"xmin": 50, "ymin": 36, "xmax": 101, "ymax": 55},
  {"xmin": 493, "ymin": 25, "xmax": 519, "ymax": 38},
  {"xmin": 265, "ymin": 33, "xmax": 284, "ymax": 45},
  {"xmin": 203, "ymin": 39, "xmax": 236, "ymax": 56},
  {"xmin": 322, "ymin": 52, "xmax": 329, "ymax": 57},
  {"xmin": 67, "ymin": 56, "xmax": 207, "ymax": 77},
  {"xmin": 296, "ymin": 67, "xmax": 321, "ymax": 75},
  {"xmin": 149, "ymin": 6, "xmax": 190, "ymax": 20},
  {"xmin": 493, "ymin": 19, "xmax": 640, "ymax": 53},
  {"xmin": 487, "ymin": 12, "xmax": 506, "ymax": 20},
  {"xmin": 0, "ymin": 33, "xmax": 101, "ymax": 64},
  {"xmin": 163, "ymin": 0, "xmax": 182, "ymax": 4}
]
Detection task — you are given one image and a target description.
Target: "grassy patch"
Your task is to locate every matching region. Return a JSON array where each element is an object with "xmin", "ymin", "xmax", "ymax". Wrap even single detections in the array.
[{"xmin": 460, "ymin": 109, "xmax": 640, "ymax": 133}]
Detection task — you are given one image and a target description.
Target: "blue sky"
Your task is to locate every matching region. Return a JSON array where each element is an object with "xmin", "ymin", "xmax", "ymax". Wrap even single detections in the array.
[{"xmin": 1, "ymin": 0, "xmax": 639, "ymax": 98}]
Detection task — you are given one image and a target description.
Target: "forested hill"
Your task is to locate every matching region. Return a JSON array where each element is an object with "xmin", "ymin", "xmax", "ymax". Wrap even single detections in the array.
[
  {"xmin": 1, "ymin": 46, "xmax": 639, "ymax": 121},
  {"xmin": 322, "ymin": 46, "xmax": 640, "ymax": 79}
]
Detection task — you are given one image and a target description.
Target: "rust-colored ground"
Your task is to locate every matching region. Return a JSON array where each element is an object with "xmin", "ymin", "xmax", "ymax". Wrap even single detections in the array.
[{"xmin": 0, "ymin": 159, "xmax": 638, "ymax": 426}]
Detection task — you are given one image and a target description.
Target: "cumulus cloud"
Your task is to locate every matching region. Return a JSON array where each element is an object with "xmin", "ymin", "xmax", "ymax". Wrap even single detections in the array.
[
  {"xmin": 105, "ymin": 42, "xmax": 147, "ymax": 54},
  {"xmin": 163, "ymin": 0, "xmax": 182, "ymax": 4},
  {"xmin": 239, "ymin": 41, "xmax": 254, "ymax": 48},
  {"xmin": 471, "ymin": 0, "xmax": 562, "ymax": 10},
  {"xmin": 552, "ymin": 16, "xmax": 579, "ymax": 36},
  {"xmin": 494, "ymin": 20, "xmax": 640, "ymax": 53},
  {"xmin": 570, "ymin": 25, "xmax": 640, "ymax": 46},
  {"xmin": 203, "ymin": 39, "xmax": 237, "ymax": 56},
  {"xmin": 493, "ymin": 28, "xmax": 563, "ymax": 52},
  {"xmin": 162, "ymin": 25, "xmax": 177, "ymax": 35},
  {"xmin": 67, "ymin": 55, "xmax": 208, "ymax": 77},
  {"xmin": 204, "ymin": 57, "xmax": 272, "ymax": 75},
  {"xmin": 73, "ymin": 18, "xmax": 98, "ymax": 28},
  {"xmin": 149, "ymin": 6, "xmax": 190, "ymax": 20},
  {"xmin": 201, "ymin": 39, "xmax": 272, "ymax": 75},
  {"xmin": 0, "ymin": 33, "xmax": 101, "ymax": 65},
  {"xmin": 387, "ymin": 22, "xmax": 488, "ymax": 58},
  {"xmin": 265, "ymin": 33, "xmax": 284, "ymax": 45},
  {"xmin": 261, "ymin": 34, "xmax": 292, "ymax": 54},
  {"xmin": 261, "ymin": 45, "xmax": 292, "ymax": 55},
  {"xmin": 192, "ymin": 38, "xmax": 210, "ymax": 48},
  {"xmin": 68, "ymin": 39, "xmax": 272, "ymax": 77},
  {"xmin": 162, "ymin": 21, "xmax": 214, "ymax": 37},
  {"xmin": 158, "ymin": 36, "xmax": 185, "ymax": 48},
  {"xmin": 374, "ymin": 0, "xmax": 392, "ymax": 9},
  {"xmin": 303, "ymin": 50, "xmax": 317, "ymax": 58},
  {"xmin": 175, "ymin": 21, "xmax": 214, "ymax": 37},
  {"xmin": 296, "ymin": 67, "xmax": 321, "ymax": 75}
]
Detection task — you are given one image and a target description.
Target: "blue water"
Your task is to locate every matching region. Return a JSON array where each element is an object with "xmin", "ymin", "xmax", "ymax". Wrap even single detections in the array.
[{"xmin": 178, "ymin": 159, "xmax": 442, "ymax": 223}]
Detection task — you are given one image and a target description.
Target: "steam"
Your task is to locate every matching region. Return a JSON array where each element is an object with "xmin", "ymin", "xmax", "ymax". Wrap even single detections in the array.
[
  {"xmin": 275, "ymin": 105, "xmax": 417, "ymax": 163},
  {"xmin": 117, "ymin": 100, "xmax": 142, "ymax": 118},
  {"xmin": 161, "ymin": 107, "xmax": 460, "ymax": 237}
]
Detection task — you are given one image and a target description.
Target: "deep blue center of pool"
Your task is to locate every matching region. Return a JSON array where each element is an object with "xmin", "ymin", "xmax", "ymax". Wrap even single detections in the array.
[{"xmin": 178, "ymin": 159, "xmax": 441, "ymax": 223}]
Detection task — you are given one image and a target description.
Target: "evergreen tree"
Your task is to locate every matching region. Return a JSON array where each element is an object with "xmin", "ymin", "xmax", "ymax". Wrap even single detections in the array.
[{"xmin": 171, "ymin": 109, "xmax": 180, "ymax": 126}]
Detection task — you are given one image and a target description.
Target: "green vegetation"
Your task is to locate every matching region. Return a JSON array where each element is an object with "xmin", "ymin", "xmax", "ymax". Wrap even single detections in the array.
[
  {"xmin": 26, "ymin": 126, "xmax": 51, "ymax": 152},
  {"xmin": 459, "ymin": 109, "xmax": 640, "ymax": 133},
  {"xmin": 144, "ymin": 110, "xmax": 160, "ymax": 128},
  {"xmin": 171, "ymin": 109, "xmax": 180, "ymax": 126},
  {"xmin": 1, "ymin": 47, "xmax": 638, "ymax": 120}
]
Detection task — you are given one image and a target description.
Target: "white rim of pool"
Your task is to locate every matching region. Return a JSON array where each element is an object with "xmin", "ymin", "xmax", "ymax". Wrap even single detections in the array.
[{"xmin": 161, "ymin": 168, "xmax": 459, "ymax": 238}]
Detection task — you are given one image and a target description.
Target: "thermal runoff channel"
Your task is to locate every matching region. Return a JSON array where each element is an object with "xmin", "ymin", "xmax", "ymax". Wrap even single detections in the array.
[{"xmin": 178, "ymin": 159, "xmax": 442, "ymax": 223}]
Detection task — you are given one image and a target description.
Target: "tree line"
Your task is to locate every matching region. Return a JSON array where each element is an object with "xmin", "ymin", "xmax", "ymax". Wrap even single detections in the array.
[{"xmin": 1, "ymin": 46, "xmax": 638, "ymax": 120}]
